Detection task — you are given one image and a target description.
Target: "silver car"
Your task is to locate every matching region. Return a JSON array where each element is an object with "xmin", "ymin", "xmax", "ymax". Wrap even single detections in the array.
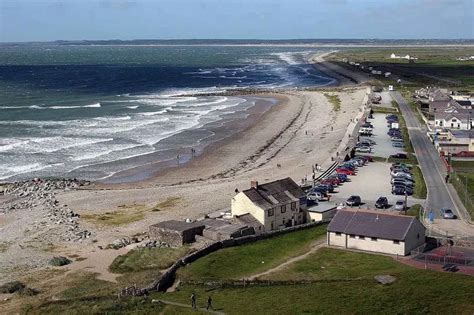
[
  {"xmin": 441, "ymin": 208, "xmax": 455, "ymax": 219},
  {"xmin": 394, "ymin": 200, "xmax": 406, "ymax": 211}
]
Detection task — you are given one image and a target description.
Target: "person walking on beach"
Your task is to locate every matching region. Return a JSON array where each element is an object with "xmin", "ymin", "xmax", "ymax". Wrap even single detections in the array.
[
  {"xmin": 207, "ymin": 296, "xmax": 213, "ymax": 310},
  {"xmin": 191, "ymin": 293, "xmax": 197, "ymax": 309}
]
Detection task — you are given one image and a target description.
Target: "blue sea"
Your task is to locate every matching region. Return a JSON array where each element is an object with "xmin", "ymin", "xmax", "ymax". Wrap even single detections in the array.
[{"xmin": 0, "ymin": 45, "xmax": 335, "ymax": 182}]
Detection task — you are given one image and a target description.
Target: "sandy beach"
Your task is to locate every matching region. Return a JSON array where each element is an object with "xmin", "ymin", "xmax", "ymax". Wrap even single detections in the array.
[{"xmin": 0, "ymin": 52, "xmax": 369, "ymax": 283}]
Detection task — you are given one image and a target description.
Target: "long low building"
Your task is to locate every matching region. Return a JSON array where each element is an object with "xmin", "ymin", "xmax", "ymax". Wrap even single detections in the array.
[{"xmin": 327, "ymin": 209, "xmax": 426, "ymax": 256}]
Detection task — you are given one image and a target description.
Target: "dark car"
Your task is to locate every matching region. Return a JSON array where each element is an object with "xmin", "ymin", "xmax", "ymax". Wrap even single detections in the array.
[
  {"xmin": 346, "ymin": 195, "xmax": 362, "ymax": 206},
  {"xmin": 375, "ymin": 197, "xmax": 389, "ymax": 209},
  {"xmin": 392, "ymin": 186, "xmax": 413, "ymax": 196},
  {"xmin": 356, "ymin": 155, "xmax": 373, "ymax": 162},
  {"xmin": 390, "ymin": 153, "xmax": 408, "ymax": 159},
  {"xmin": 318, "ymin": 184, "xmax": 335, "ymax": 193}
]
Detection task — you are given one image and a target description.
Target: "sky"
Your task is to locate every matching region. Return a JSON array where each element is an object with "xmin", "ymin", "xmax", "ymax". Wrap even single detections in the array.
[{"xmin": 0, "ymin": 0, "xmax": 473, "ymax": 42}]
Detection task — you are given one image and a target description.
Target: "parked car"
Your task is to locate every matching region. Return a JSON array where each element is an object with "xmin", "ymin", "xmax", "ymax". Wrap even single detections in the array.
[
  {"xmin": 392, "ymin": 142, "xmax": 404, "ymax": 148},
  {"xmin": 441, "ymin": 208, "xmax": 456, "ymax": 219},
  {"xmin": 392, "ymin": 172, "xmax": 413, "ymax": 181},
  {"xmin": 356, "ymin": 155, "xmax": 373, "ymax": 162},
  {"xmin": 331, "ymin": 173, "xmax": 348, "ymax": 182},
  {"xmin": 307, "ymin": 191, "xmax": 325, "ymax": 202},
  {"xmin": 390, "ymin": 153, "xmax": 408, "ymax": 159},
  {"xmin": 391, "ymin": 137, "xmax": 404, "ymax": 143},
  {"xmin": 355, "ymin": 146, "xmax": 372, "ymax": 153},
  {"xmin": 394, "ymin": 200, "xmax": 406, "ymax": 211},
  {"xmin": 321, "ymin": 178, "xmax": 340, "ymax": 186},
  {"xmin": 391, "ymin": 163, "xmax": 412, "ymax": 171},
  {"xmin": 392, "ymin": 186, "xmax": 413, "ymax": 195},
  {"xmin": 391, "ymin": 166, "xmax": 412, "ymax": 174},
  {"xmin": 318, "ymin": 184, "xmax": 335, "ymax": 193},
  {"xmin": 346, "ymin": 195, "xmax": 362, "ymax": 207},
  {"xmin": 391, "ymin": 178, "xmax": 415, "ymax": 187},
  {"xmin": 312, "ymin": 186, "xmax": 329, "ymax": 196},
  {"xmin": 359, "ymin": 138, "xmax": 376, "ymax": 145},
  {"xmin": 336, "ymin": 168, "xmax": 355, "ymax": 175},
  {"xmin": 375, "ymin": 197, "xmax": 389, "ymax": 209}
]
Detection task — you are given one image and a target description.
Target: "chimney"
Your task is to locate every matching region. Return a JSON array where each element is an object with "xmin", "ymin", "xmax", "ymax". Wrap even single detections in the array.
[{"xmin": 250, "ymin": 181, "xmax": 259, "ymax": 189}]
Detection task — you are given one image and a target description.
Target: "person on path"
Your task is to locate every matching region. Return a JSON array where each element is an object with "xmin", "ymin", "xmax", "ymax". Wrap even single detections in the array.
[
  {"xmin": 207, "ymin": 296, "xmax": 213, "ymax": 310},
  {"xmin": 191, "ymin": 293, "xmax": 197, "ymax": 309}
]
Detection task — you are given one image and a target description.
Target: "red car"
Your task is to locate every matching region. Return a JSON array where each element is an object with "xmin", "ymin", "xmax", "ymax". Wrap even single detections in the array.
[
  {"xmin": 336, "ymin": 167, "xmax": 355, "ymax": 175},
  {"xmin": 321, "ymin": 178, "xmax": 340, "ymax": 186}
]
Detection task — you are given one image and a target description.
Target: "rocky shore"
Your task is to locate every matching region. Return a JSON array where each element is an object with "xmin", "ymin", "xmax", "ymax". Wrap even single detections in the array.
[{"xmin": 1, "ymin": 178, "xmax": 93, "ymax": 244}]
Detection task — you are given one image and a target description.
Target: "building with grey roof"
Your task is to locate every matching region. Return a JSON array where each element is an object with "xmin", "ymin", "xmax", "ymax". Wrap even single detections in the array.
[
  {"xmin": 149, "ymin": 220, "xmax": 205, "ymax": 247},
  {"xmin": 327, "ymin": 209, "xmax": 426, "ymax": 256},
  {"xmin": 231, "ymin": 178, "xmax": 307, "ymax": 232}
]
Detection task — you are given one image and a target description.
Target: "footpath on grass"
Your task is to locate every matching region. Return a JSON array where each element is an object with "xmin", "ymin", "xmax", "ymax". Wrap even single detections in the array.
[
  {"xmin": 247, "ymin": 239, "xmax": 326, "ymax": 280},
  {"xmin": 153, "ymin": 299, "xmax": 225, "ymax": 315}
]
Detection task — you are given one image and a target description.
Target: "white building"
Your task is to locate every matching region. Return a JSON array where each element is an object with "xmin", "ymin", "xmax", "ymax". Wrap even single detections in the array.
[
  {"xmin": 434, "ymin": 108, "xmax": 472, "ymax": 130},
  {"xmin": 327, "ymin": 209, "xmax": 426, "ymax": 256},
  {"xmin": 231, "ymin": 178, "xmax": 307, "ymax": 233}
]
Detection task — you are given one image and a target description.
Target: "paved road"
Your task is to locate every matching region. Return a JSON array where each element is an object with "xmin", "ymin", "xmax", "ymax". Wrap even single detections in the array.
[
  {"xmin": 391, "ymin": 91, "xmax": 474, "ymax": 238},
  {"xmin": 391, "ymin": 92, "xmax": 454, "ymax": 215}
]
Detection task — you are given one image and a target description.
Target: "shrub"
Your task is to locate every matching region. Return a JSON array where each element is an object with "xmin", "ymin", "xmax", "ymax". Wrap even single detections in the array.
[
  {"xmin": 0, "ymin": 281, "xmax": 26, "ymax": 293},
  {"xmin": 49, "ymin": 256, "xmax": 72, "ymax": 266}
]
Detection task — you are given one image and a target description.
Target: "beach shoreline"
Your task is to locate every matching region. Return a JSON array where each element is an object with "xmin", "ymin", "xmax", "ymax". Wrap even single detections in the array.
[{"xmin": 0, "ymin": 52, "xmax": 371, "ymax": 284}]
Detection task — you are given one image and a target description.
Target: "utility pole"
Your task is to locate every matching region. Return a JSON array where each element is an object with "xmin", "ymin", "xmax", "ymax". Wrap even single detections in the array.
[{"xmin": 404, "ymin": 191, "xmax": 408, "ymax": 215}]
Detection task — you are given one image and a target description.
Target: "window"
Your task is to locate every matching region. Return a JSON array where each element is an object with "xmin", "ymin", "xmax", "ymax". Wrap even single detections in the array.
[
  {"xmin": 371, "ymin": 237, "xmax": 377, "ymax": 241},
  {"xmin": 335, "ymin": 232, "xmax": 342, "ymax": 236},
  {"xmin": 291, "ymin": 202, "xmax": 296, "ymax": 210},
  {"xmin": 281, "ymin": 205, "xmax": 286, "ymax": 213},
  {"xmin": 393, "ymin": 240, "xmax": 400, "ymax": 244},
  {"xmin": 359, "ymin": 236, "xmax": 365, "ymax": 240},
  {"xmin": 267, "ymin": 209, "xmax": 274, "ymax": 217},
  {"xmin": 282, "ymin": 219, "xmax": 285, "ymax": 225},
  {"xmin": 349, "ymin": 235, "xmax": 355, "ymax": 239}
]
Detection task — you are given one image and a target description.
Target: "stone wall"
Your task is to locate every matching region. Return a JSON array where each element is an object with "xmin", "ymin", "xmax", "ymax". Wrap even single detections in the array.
[{"xmin": 139, "ymin": 221, "xmax": 324, "ymax": 294}]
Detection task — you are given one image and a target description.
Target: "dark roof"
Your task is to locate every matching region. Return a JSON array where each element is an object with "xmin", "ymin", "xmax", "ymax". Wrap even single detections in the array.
[
  {"xmin": 328, "ymin": 210, "xmax": 422, "ymax": 241},
  {"xmin": 235, "ymin": 213, "xmax": 263, "ymax": 229},
  {"xmin": 456, "ymin": 100, "xmax": 472, "ymax": 107},
  {"xmin": 150, "ymin": 220, "xmax": 204, "ymax": 232},
  {"xmin": 242, "ymin": 177, "xmax": 305, "ymax": 209}
]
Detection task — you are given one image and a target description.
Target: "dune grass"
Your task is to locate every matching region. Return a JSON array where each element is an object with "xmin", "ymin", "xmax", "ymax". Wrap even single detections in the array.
[{"xmin": 324, "ymin": 93, "xmax": 341, "ymax": 111}]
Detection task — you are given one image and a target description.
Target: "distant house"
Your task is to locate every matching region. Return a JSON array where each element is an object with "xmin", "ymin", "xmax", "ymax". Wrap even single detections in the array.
[
  {"xmin": 231, "ymin": 178, "xmax": 307, "ymax": 233},
  {"xmin": 434, "ymin": 108, "xmax": 472, "ymax": 130},
  {"xmin": 327, "ymin": 209, "xmax": 426, "ymax": 256}
]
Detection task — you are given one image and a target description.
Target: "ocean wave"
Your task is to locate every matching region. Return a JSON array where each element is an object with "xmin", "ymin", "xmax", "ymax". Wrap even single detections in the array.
[
  {"xmin": 126, "ymin": 105, "xmax": 139, "ymax": 109},
  {"xmin": 49, "ymin": 102, "xmax": 101, "ymax": 109}
]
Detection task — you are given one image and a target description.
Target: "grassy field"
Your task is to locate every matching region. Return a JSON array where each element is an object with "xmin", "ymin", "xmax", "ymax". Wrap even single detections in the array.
[
  {"xmin": 329, "ymin": 47, "xmax": 474, "ymax": 90},
  {"xmin": 110, "ymin": 246, "xmax": 191, "ymax": 273},
  {"xmin": 177, "ymin": 224, "xmax": 327, "ymax": 280},
  {"xmin": 160, "ymin": 247, "xmax": 474, "ymax": 314}
]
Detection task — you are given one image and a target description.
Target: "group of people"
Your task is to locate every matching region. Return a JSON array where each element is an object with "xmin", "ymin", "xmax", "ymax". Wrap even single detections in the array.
[{"xmin": 191, "ymin": 293, "xmax": 213, "ymax": 310}]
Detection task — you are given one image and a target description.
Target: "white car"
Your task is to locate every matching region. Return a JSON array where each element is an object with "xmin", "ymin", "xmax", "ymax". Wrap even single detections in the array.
[
  {"xmin": 394, "ymin": 200, "xmax": 406, "ymax": 211},
  {"xmin": 390, "ymin": 170, "xmax": 412, "ymax": 178},
  {"xmin": 307, "ymin": 192, "xmax": 323, "ymax": 201},
  {"xmin": 356, "ymin": 146, "xmax": 372, "ymax": 153}
]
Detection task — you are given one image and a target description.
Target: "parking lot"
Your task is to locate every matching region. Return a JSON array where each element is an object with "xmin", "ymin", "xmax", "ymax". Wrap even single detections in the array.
[
  {"xmin": 330, "ymin": 161, "xmax": 424, "ymax": 210},
  {"xmin": 363, "ymin": 113, "xmax": 407, "ymax": 158},
  {"xmin": 311, "ymin": 109, "xmax": 424, "ymax": 212}
]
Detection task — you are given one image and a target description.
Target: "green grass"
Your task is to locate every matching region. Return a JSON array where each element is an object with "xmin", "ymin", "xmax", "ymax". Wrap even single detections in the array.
[
  {"xmin": 371, "ymin": 106, "xmax": 398, "ymax": 114},
  {"xmin": 412, "ymin": 166, "xmax": 427, "ymax": 199},
  {"xmin": 177, "ymin": 224, "xmax": 327, "ymax": 280},
  {"xmin": 160, "ymin": 248, "xmax": 474, "ymax": 314},
  {"xmin": 450, "ymin": 172, "xmax": 474, "ymax": 219},
  {"xmin": 451, "ymin": 160, "xmax": 474, "ymax": 172},
  {"xmin": 110, "ymin": 246, "xmax": 191, "ymax": 274},
  {"xmin": 406, "ymin": 204, "xmax": 422, "ymax": 219},
  {"xmin": 330, "ymin": 47, "xmax": 474, "ymax": 90},
  {"xmin": 324, "ymin": 93, "xmax": 341, "ymax": 111}
]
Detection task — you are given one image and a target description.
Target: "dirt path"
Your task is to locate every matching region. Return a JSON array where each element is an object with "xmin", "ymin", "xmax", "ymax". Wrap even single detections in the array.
[
  {"xmin": 247, "ymin": 239, "xmax": 326, "ymax": 280},
  {"xmin": 155, "ymin": 299, "xmax": 226, "ymax": 314}
]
